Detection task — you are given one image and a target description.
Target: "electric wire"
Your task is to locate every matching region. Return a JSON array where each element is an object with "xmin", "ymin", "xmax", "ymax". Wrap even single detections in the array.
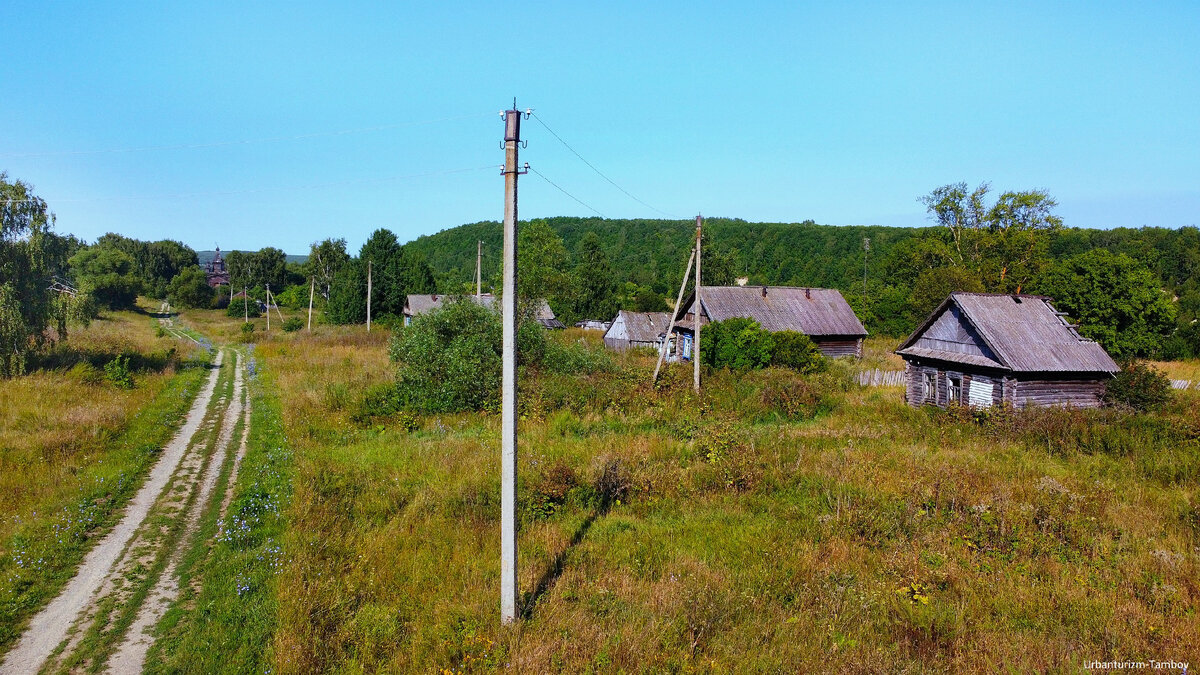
[
  {"xmin": 529, "ymin": 111, "xmax": 673, "ymax": 218},
  {"xmin": 528, "ymin": 166, "xmax": 605, "ymax": 218},
  {"xmin": 0, "ymin": 164, "xmax": 499, "ymax": 204},
  {"xmin": 1, "ymin": 112, "xmax": 495, "ymax": 158}
]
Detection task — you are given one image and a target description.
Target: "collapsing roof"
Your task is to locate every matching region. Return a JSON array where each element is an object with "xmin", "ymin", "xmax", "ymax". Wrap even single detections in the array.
[
  {"xmin": 677, "ymin": 286, "xmax": 867, "ymax": 337},
  {"xmin": 608, "ymin": 310, "xmax": 673, "ymax": 343},
  {"xmin": 896, "ymin": 292, "xmax": 1119, "ymax": 373}
]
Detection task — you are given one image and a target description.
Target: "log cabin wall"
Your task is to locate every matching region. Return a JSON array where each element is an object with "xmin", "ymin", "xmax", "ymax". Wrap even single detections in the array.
[
  {"xmin": 814, "ymin": 337, "xmax": 863, "ymax": 358},
  {"xmin": 1013, "ymin": 378, "xmax": 1107, "ymax": 409}
]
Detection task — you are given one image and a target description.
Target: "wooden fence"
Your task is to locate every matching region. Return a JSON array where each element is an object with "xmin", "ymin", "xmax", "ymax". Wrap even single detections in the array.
[{"xmin": 856, "ymin": 369, "xmax": 905, "ymax": 387}]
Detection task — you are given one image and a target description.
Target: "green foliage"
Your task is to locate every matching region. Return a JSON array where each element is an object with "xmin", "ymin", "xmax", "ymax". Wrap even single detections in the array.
[
  {"xmin": 304, "ymin": 238, "xmax": 349, "ymax": 300},
  {"xmin": 910, "ymin": 266, "xmax": 985, "ymax": 322},
  {"xmin": 326, "ymin": 230, "xmax": 435, "ymax": 325},
  {"xmin": 1, "ymin": 174, "xmax": 83, "ymax": 372},
  {"xmin": 103, "ymin": 355, "xmax": 134, "ymax": 389},
  {"xmin": 273, "ymin": 283, "xmax": 309, "ymax": 310},
  {"xmin": 0, "ymin": 284, "xmax": 27, "ymax": 377},
  {"xmin": 701, "ymin": 318, "xmax": 775, "ymax": 370},
  {"xmin": 633, "ymin": 287, "xmax": 667, "ymax": 312},
  {"xmin": 1036, "ymin": 249, "xmax": 1176, "ymax": 358},
  {"xmin": 228, "ymin": 295, "xmax": 262, "ymax": 318},
  {"xmin": 574, "ymin": 232, "xmax": 617, "ymax": 320},
  {"xmin": 769, "ymin": 330, "xmax": 826, "ymax": 373},
  {"xmin": 326, "ymin": 259, "xmax": 366, "ymax": 324},
  {"xmin": 518, "ymin": 219, "xmax": 576, "ymax": 321},
  {"xmin": 167, "ymin": 266, "xmax": 215, "ymax": 308},
  {"xmin": 1103, "ymin": 361, "xmax": 1172, "ymax": 411},
  {"xmin": 389, "ymin": 299, "xmax": 504, "ymax": 412},
  {"xmin": 69, "ymin": 246, "xmax": 141, "ymax": 309},
  {"xmin": 282, "ymin": 317, "xmax": 303, "ymax": 332}
]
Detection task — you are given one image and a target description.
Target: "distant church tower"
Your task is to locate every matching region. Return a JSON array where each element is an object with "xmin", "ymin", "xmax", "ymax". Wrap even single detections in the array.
[{"xmin": 205, "ymin": 246, "xmax": 231, "ymax": 287}]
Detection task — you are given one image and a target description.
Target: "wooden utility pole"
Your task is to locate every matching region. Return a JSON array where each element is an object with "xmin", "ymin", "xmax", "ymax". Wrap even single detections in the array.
[
  {"xmin": 366, "ymin": 260, "xmax": 373, "ymax": 333},
  {"xmin": 500, "ymin": 102, "xmax": 528, "ymax": 625},
  {"xmin": 308, "ymin": 277, "xmax": 315, "ymax": 332},
  {"xmin": 652, "ymin": 247, "xmax": 696, "ymax": 383},
  {"xmin": 476, "ymin": 240, "xmax": 483, "ymax": 297},
  {"xmin": 693, "ymin": 214, "xmax": 702, "ymax": 393}
]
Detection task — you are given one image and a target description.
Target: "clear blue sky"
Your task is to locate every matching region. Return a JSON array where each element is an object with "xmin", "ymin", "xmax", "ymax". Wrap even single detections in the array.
[{"xmin": 1, "ymin": 2, "xmax": 1197, "ymax": 254}]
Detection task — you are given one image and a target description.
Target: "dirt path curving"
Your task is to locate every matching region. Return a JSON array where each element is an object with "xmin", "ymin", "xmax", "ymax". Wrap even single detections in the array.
[{"xmin": 0, "ymin": 350, "xmax": 226, "ymax": 675}]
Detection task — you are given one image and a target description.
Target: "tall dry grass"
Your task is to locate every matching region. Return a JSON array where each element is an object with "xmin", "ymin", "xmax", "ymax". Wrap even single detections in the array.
[{"xmin": 241, "ymin": 319, "xmax": 1199, "ymax": 672}]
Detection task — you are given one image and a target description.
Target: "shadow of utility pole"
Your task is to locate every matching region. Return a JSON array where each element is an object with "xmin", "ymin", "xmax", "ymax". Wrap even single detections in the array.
[{"xmin": 521, "ymin": 499, "xmax": 614, "ymax": 619}]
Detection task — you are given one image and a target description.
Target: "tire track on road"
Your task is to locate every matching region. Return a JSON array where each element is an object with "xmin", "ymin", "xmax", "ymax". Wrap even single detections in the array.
[{"xmin": 0, "ymin": 350, "xmax": 225, "ymax": 675}]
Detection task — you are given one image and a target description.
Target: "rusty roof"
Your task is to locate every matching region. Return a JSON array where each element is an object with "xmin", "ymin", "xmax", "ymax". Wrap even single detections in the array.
[
  {"xmin": 896, "ymin": 292, "xmax": 1120, "ymax": 373},
  {"xmin": 677, "ymin": 286, "xmax": 867, "ymax": 337}
]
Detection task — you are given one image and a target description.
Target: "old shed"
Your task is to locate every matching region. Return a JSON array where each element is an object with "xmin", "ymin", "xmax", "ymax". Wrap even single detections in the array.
[
  {"xmin": 603, "ymin": 310, "xmax": 673, "ymax": 352},
  {"xmin": 674, "ymin": 286, "xmax": 867, "ymax": 358},
  {"xmin": 895, "ymin": 292, "xmax": 1120, "ymax": 409},
  {"xmin": 403, "ymin": 293, "xmax": 565, "ymax": 328}
]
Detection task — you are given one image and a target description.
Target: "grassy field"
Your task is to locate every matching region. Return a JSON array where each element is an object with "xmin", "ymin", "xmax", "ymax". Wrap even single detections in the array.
[
  {"xmin": 0, "ymin": 304, "xmax": 211, "ymax": 652},
  {"xmin": 161, "ymin": 311, "xmax": 1197, "ymax": 673}
]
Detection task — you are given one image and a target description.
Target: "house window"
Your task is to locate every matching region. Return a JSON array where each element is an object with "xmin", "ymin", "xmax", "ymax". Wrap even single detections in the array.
[
  {"xmin": 948, "ymin": 376, "xmax": 962, "ymax": 404},
  {"xmin": 923, "ymin": 372, "xmax": 936, "ymax": 402}
]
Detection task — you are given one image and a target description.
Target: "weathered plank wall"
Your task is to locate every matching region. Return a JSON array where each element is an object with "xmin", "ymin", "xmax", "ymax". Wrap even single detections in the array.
[
  {"xmin": 816, "ymin": 338, "xmax": 862, "ymax": 358},
  {"xmin": 1013, "ymin": 379, "xmax": 1106, "ymax": 409}
]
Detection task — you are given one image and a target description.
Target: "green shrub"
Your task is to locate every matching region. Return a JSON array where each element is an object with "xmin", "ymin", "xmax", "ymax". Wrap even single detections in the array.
[
  {"xmin": 1104, "ymin": 360, "xmax": 1171, "ymax": 411},
  {"xmin": 700, "ymin": 318, "xmax": 775, "ymax": 370},
  {"xmin": 770, "ymin": 330, "xmax": 826, "ymax": 373},
  {"xmin": 388, "ymin": 299, "xmax": 565, "ymax": 413},
  {"xmin": 228, "ymin": 299, "xmax": 262, "ymax": 318},
  {"xmin": 282, "ymin": 317, "xmax": 303, "ymax": 332},
  {"xmin": 103, "ymin": 355, "xmax": 134, "ymax": 389}
]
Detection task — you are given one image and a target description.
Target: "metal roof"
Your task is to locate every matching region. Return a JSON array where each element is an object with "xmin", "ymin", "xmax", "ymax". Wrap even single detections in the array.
[
  {"xmin": 897, "ymin": 292, "xmax": 1120, "ymax": 373},
  {"xmin": 678, "ymin": 286, "xmax": 867, "ymax": 337}
]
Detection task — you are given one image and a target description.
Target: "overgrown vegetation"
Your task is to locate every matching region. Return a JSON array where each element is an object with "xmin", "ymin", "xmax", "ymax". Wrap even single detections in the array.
[
  {"xmin": 0, "ymin": 308, "xmax": 209, "ymax": 652},
  {"xmin": 227, "ymin": 319, "xmax": 1200, "ymax": 672}
]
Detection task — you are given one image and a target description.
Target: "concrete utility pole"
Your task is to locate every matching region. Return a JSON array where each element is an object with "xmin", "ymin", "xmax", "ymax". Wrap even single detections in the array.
[
  {"xmin": 244, "ymin": 286, "xmax": 248, "ymax": 323},
  {"xmin": 694, "ymin": 214, "xmax": 702, "ymax": 393},
  {"xmin": 366, "ymin": 260, "xmax": 373, "ymax": 333},
  {"xmin": 476, "ymin": 240, "xmax": 483, "ymax": 297},
  {"xmin": 308, "ymin": 277, "xmax": 315, "ymax": 332},
  {"xmin": 265, "ymin": 284, "xmax": 271, "ymax": 331},
  {"xmin": 500, "ymin": 102, "xmax": 528, "ymax": 625}
]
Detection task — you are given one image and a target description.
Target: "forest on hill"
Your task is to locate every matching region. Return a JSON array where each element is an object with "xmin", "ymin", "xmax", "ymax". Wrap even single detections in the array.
[{"xmin": 406, "ymin": 208, "xmax": 1200, "ymax": 356}]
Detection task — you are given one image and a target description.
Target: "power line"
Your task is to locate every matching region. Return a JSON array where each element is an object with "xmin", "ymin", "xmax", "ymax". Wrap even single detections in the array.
[
  {"xmin": 0, "ymin": 112, "xmax": 495, "ymax": 158},
  {"xmin": 529, "ymin": 111, "xmax": 673, "ymax": 218},
  {"xmin": 528, "ymin": 165, "xmax": 605, "ymax": 218},
  {"xmin": 0, "ymin": 164, "xmax": 499, "ymax": 204}
]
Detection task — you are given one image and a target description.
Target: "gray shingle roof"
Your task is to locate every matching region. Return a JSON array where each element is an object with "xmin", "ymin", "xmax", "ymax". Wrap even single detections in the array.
[
  {"xmin": 404, "ymin": 293, "xmax": 557, "ymax": 323},
  {"xmin": 897, "ymin": 292, "xmax": 1120, "ymax": 373},
  {"xmin": 614, "ymin": 310, "xmax": 673, "ymax": 343},
  {"xmin": 680, "ymin": 286, "xmax": 867, "ymax": 337}
]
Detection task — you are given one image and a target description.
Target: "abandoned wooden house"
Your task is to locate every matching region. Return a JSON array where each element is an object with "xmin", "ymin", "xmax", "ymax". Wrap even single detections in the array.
[
  {"xmin": 671, "ymin": 286, "xmax": 868, "ymax": 358},
  {"xmin": 895, "ymin": 292, "xmax": 1120, "ymax": 409},
  {"xmin": 603, "ymin": 310, "xmax": 673, "ymax": 352},
  {"xmin": 402, "ymin": 293, "xmax": 565, "ymax": 328},
  {"xmin": 575, "ymin": 319, "xmax": 612, "ymax": 331}
]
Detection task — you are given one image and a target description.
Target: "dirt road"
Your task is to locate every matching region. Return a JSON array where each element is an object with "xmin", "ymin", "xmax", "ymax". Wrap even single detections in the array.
[{"xmin": 0, "ymin": 342, "xmax": 250, "ymax": 674}]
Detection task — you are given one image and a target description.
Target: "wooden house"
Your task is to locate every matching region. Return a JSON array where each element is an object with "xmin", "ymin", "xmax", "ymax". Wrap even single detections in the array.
[
  {"xmin": 402, "ymin": 293, "xmax": 565, "ymax": 329},
  {"xmin": 895, "ymin": 292, "xmax": 1120, "ymax": 409},
  {"xmin": 672, "ymin": 286, "xmax": 868, "ymax": 358},
  {"xmin": 603, "ymin": 311, "xmax": 673, "ymax": 352}
]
